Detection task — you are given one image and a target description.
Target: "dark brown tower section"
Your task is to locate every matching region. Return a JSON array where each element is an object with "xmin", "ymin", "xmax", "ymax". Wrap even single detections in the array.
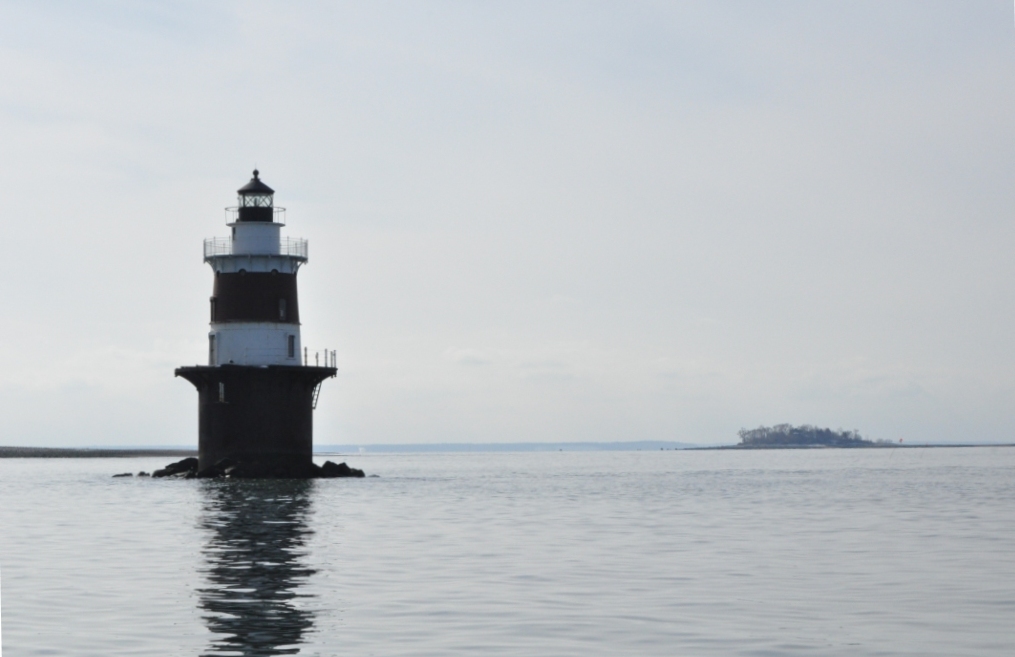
[
  {"xmin": 175, "ymin": 365, "xmax": 335, "ymax": 475},
  {"xmin": 211, "ymin": 272, "xmax": 300, "ymax": 323}
]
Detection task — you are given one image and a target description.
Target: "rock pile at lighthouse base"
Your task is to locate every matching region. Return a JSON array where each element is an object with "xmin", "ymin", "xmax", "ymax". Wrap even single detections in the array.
[{"xmin": 141, "ymin": 457, "xmax": 365, "ymax": 479}]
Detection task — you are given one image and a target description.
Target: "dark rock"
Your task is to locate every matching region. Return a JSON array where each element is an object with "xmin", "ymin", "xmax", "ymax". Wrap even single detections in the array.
[
  {"xmin": 196, "ymin": 458, "xmax": 235, "ymax": 479},
  {"xmin": 112, "ymin": 473, "xmax": 133, "ymax": 478},
  {"xmin": 225, "ymin": 461, "xmax": 270, "ymax": 479},
  {"xmin": 320, "ymin": 461, "xmax": 365, "ymax": 478},
  {"xmin": 152, "ymin": 457, "xmax": 199, "ymax": 478},
  {"xmin": 215, "ymin": 457, "xmax": 236, "ymax": 471},
  {"xmin": 149, "ymin": 456, "xmax": 366, "ymax": 480},
  {"xmin": 137, "ymin": 472, "xmax": 150, "ymax": 477}
]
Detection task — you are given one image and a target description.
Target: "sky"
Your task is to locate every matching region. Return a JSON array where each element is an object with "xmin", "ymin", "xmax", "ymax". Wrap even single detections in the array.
[{"xmin": 0, "ymin": 1, "xmax": 1013, "ymax": 447}]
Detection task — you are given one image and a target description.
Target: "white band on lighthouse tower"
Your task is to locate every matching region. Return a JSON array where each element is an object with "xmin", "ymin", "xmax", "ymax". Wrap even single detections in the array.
[{"xmin": 209, "ymin": 323, "xmax": 302, "ymax": 366}]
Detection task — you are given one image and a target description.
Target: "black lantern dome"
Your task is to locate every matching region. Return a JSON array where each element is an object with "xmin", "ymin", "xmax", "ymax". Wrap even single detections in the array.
[{"xmin": 236, "ymin": 169, "xmax": 275, "ymax": 222}]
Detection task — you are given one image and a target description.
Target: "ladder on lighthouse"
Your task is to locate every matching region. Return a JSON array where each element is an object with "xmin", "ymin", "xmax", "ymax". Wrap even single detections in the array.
[{"xmin": 311, "ymin": 382, "xmax": 323, "ymax": 410}]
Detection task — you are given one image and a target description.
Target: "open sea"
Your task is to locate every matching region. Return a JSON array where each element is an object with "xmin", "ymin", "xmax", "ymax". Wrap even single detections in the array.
[{"xmin": 1, "ymin": 447, "xmax": 1013, "ymax": 656}]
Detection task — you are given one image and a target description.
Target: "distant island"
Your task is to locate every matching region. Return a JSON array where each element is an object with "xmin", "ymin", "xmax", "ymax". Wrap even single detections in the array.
[{"xmin": 734, "ymin": 424, "xmax": 891, "ymax": 448}]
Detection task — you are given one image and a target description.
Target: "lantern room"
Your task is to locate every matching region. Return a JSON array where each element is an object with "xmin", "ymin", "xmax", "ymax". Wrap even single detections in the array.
[{"xmin": 236, "ymin": 169, "xmax": 276, "ymax": 222}]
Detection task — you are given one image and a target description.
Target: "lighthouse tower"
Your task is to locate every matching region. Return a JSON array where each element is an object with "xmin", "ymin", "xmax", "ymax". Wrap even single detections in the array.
[{"xmin": 176, "ymin": 171, "xmax": 336, "ymax": 477}]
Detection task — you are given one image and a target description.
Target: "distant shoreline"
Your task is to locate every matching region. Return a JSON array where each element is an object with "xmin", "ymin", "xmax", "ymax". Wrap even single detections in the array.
[
  {"xmin": 691, "ymin": 443, "xmax": 1015, "ymax": 450},
  {"xmin": 1, "ymin": 441, "xmax": 1012, "ymax": 458},
  {"xmin": 0, "ymin": 441, "xmax": 692, "ymax": 457},
  {"xmin": 0, "ymin": 446, "xmax": 198, "ymax": 458}
]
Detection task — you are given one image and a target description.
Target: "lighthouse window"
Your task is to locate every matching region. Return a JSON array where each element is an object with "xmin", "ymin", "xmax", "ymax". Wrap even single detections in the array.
[
  {"xmin": 241, "ymin": 194, "xmax": 272, "ymax": 208},
  {"xmin": 210, "ymin": 297, "xmax": 217, "ymax": 321},
  {"xmin": 279, "ymin": 298, "xmax": 287, "ymax": 321},
  {"xmin": 218, "ymin": 382, "xmax": 226, "ymax": 403},
  {"xmin": 208, "ymin": 334, "xmax": 216, "ymax": 365},
  {"xmin": 288, "ymin": 335, "xmax": 296, "ymax": 358}
]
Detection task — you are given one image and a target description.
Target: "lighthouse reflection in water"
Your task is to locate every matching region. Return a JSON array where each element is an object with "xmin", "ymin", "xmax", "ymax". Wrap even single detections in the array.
[{"xmin": 198, "ymin": 480, "xmax": 318, "ymax": 655}]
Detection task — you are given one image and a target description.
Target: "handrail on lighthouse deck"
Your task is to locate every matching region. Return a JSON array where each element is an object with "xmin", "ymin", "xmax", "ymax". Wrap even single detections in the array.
[
  {"xmin": 203, "ymin": 236, "xmax": 308, "ymax": 259},
  {"xmin": 304, "ymin": 348, "xmax": 338, "ymax": 370}
]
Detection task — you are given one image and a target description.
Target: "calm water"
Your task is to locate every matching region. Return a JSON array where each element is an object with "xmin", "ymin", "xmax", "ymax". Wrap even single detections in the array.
[{"xmin": 1, "ymin": 448, "xmax": 1013, "ymax": 656}]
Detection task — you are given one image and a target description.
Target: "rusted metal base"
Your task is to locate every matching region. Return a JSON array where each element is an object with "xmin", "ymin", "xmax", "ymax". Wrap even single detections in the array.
[{"xmin": 175, "ymin": 364, "xmax": 335, "ymax": 472}]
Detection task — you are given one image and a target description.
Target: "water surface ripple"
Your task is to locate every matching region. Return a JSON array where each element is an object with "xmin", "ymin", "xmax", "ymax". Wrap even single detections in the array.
[
  {"xmin": 198, "ymin": 480, "xmax": 317, "ymax": 656},
  {"xmin": 1, "ymin": 448, "xmax": 1013, "ymax": 656}
]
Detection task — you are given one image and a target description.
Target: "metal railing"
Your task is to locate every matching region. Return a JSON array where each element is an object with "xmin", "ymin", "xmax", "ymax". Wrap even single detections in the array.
[
  {"xmin": 307, "ymin": 348, "xmax": 337, "ymax": 408},
  {"xmin": 304, "ymin": 348, "xmax": 337, "ymax": 369},
  {"xmin": 203, "ymin": 237, "xmax": 308, "ymax": 259},
  {"xmin": 224, "ymin": 206, "xmax": 286, "ymax": 225},
  {"xmin": 218, "ymin": 348, "xmax": 336, "ymax": 368}
]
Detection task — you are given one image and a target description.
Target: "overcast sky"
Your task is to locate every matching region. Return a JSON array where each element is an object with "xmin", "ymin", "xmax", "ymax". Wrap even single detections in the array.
[{"xmin": 1, "ymin": 1, "xmax": 1013, "ymax": 447}]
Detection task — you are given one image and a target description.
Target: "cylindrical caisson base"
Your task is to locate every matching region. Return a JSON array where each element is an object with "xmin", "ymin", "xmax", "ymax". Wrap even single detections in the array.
[{"xmin": 175, "ymin": 364, "xmax": 336, "ymax": 474}]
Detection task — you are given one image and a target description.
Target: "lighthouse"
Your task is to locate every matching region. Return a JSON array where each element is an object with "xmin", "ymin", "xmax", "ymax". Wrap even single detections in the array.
[{"xmin": 176, "ymin": 170, "xmax": 336, "ymax": 477}]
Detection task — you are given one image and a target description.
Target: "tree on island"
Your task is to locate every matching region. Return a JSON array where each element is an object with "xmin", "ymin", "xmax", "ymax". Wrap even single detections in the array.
[{"xmin": 737, "ymin": 424, "xmax": 875, "ymax": 447}]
